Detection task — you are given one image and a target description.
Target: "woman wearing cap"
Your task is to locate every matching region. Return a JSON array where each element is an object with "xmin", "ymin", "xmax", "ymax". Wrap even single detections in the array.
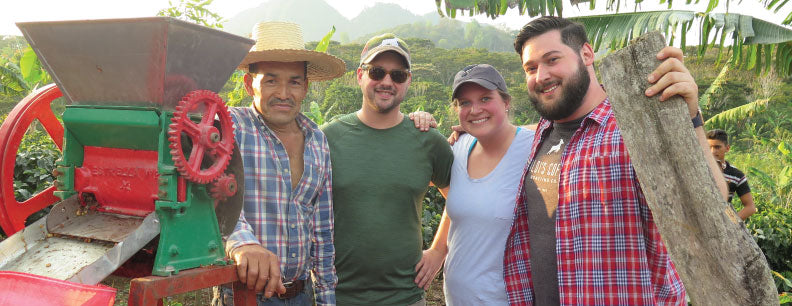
[{"xmin": 414, "ymin": 64, "xmax": 534, "ymax": 305}]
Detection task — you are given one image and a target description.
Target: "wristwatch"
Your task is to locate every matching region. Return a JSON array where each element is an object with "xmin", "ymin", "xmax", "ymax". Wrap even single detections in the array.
[{"xmin": 691, "ymin": 110, "xmax": 703, "ymax": 128}]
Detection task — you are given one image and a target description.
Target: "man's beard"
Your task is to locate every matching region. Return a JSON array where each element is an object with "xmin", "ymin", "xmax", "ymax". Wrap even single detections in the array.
[
  {"xmin": 366, "ymin": 85, "xmax": 402, "ymax": 114},
  {"xmin": 528, "ymin": 58, "xmax": 590, "ymax": 121}
]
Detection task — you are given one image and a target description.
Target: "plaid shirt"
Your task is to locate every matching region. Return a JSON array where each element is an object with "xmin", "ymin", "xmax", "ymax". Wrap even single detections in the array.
[
  {"xmin": 226, "ymin": 107, "xmax": 336, "ymax": 305},
  {"xmin": 503, "ymin": 99, "xmax": 685, "ymax": 305}
]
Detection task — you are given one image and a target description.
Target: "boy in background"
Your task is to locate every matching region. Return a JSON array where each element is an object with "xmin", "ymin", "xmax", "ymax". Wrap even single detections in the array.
[{"xmin": 707, "ymin": 129, "xmax": 757, "ymax": 220}]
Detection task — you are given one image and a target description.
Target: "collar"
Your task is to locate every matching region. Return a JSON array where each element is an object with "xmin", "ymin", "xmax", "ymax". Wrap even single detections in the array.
[
  {"xmin": 721, "ymin": 160, "xmax": 731, "ymax": 171},
  {"xmin": 535, "ymin": 97, "xmax": 611, "ymax": 138},
  {"xmin": 247, "ymin": 106, "xmax": 319, "ymax": 138}
]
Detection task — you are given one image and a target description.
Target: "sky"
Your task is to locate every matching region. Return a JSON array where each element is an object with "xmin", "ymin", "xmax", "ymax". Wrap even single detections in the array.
[
  {"xmin": 1, "ymin": 0, "xmax": 788, "ymax": 37},
  {"xmin": 1, "ymin": 0, "xmax": 438, "ymax": 36}
]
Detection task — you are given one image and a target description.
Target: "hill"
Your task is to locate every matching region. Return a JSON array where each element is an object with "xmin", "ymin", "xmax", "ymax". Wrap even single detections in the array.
[{"xmin": 221, "ymin": 0, "xmax": 513, "ymax": 51}]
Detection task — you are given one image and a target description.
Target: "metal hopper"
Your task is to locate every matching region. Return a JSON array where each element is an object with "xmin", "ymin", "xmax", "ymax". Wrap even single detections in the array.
[
  {"xmin": 0, "ymin": 17, "xmax": 252, "ymax": 285},
  {"xmin": 16, "ymin": 17, "xmax": 253, "ymax": 110}
]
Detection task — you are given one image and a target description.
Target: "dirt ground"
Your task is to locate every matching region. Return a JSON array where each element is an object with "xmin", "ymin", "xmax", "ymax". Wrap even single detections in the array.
[
  {"xmin": 425, "ymin": 278, "xmax": 446, "ymax": 305},
  {"xmin": 105, "ymin": 275, "xmax": 445, "ymax": 305}
]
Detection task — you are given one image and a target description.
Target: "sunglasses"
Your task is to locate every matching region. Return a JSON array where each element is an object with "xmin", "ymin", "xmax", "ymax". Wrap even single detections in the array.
[{"xmin": 361, "ymin": 64, "xmax": 411, "ymax": 83}]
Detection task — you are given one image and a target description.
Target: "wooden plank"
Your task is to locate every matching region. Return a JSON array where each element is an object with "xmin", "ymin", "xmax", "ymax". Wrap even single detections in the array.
[{"xmin": 598, "ymin": 31, "xmax": 778, "ymax": 305}]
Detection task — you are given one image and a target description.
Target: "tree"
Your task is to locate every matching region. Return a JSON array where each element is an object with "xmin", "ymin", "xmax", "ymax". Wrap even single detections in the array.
[
  {"xmin": 157, "ymin": 0, "xmax": 224, "ymax": 29},
  {"xmin": 435, "ymin": 1, "xmax": 792, "ymax": 77}
]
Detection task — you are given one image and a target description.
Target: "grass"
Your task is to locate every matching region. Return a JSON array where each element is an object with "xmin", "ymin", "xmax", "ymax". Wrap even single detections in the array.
[{"xmin": 102, "ymin": 275, "xmax": 214, "ymax": 306}]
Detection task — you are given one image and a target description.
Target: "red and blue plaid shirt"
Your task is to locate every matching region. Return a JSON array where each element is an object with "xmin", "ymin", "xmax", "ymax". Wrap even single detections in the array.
[
  {"xmin": 504, "ymin": 99, "xmax": 685, "ymax": 305},
  {"xmin": 226, "ymin": 107, "xmax": 336, "ymax": 305}
]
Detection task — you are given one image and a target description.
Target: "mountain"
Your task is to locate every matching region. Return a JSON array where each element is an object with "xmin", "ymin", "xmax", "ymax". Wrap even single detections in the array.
[
  {"xmin": 346, "ymin": 3, "xmax": 425, "ymax": 39},
  {"xmin": 221, "ymin": 0, "xmax": 513, "ymax": 51},
  {"xmin": 222, "ymin": 0, "xmax": 421, "ymax": 42},
  {"xmin": 223, "ymin": 0, "xmax": 350, "ymax": 40}
]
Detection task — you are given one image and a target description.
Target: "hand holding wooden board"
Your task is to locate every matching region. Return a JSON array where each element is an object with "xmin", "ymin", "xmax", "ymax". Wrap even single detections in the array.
[{"xmin": 599, "ymin": 31, "xmax": 778, "ymax": 305}]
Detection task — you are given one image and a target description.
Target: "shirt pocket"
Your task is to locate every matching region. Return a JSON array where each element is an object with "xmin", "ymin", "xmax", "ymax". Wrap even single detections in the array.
[
  {"xmin": 493, "ymin": 186, "xmax": 518, "ymax": 220},
  {"xmin": 290, "ymin": 164, "xmax": 319, "ymax": 207}
]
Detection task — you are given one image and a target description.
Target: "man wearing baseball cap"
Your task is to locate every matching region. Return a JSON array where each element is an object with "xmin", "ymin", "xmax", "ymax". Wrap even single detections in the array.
[{"xmin": 322, "ymin": 33, "xmax": 454, "ymax": 306}]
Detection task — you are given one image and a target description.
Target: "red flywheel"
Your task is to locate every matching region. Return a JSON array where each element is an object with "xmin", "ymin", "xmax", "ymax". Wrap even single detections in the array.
[
  {"xmin": 0, "ymin": 84, "xmax": 64, "ymax": 235},
  {"xmin": 168, "ymin": 90, "xmax": 235, "ymax": 184}
]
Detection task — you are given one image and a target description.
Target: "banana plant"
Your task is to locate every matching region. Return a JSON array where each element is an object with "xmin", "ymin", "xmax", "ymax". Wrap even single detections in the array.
[
  {"xmin": 435, "ymin": 1, "xmax": 792, "ymax": 76},
  {"xmin": 749, "ymin": 141, "xmax": 792, "ymax": 207},
  {"xmin": 0, "ymin": 61, "xmax": 28, "ymax": 96},
  {"xmin": 704, "ymin": 98, "xmax": 770, "ymax": 127},
  {"xmin": 0, "ymin": 47, "xmax": 49, "ymax": 97}
]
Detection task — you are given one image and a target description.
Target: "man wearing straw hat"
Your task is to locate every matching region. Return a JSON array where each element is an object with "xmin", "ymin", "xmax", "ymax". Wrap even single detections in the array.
[
  {"xmin": 322, "ymin": 33, "xmax": 454, "ymax": 306},
  {"xmin": 216, "ymin": 21, "xmax": 346, "ymax": 306}
]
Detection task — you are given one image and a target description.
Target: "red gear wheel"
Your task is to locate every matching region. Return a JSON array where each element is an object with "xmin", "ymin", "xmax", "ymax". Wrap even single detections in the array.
[
  {"xmin": 168, "ymin": 90, "xmax": 235, "ymax": 184},
  {"xmin": 0, "ymin": 84, "xmax": 63, "ymax": 235},
  {"xmin": 210, "ymin": 173, "xmax": 238, "ymax": 205}
]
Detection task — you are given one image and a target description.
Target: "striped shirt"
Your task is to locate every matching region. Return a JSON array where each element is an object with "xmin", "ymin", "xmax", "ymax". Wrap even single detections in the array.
[
  {"xmin": 226, "ymin": 107, "xmax": 336, "ymax": 305},
  {"xmin": 722, "ymin": 161, "xmax": 750, "ymax": 203},
  {"xmin": 504, "ymin": 99, "xmax": 685, "ymax": 305}
]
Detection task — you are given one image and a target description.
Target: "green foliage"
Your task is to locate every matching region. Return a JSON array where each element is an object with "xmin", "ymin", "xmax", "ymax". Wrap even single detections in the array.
[
  {"xmin": 728, "ymin": 132, "xmax": 792, "ymax": 295},
  {"xmin": 746, "ymin": 203, "xmax": 792, "ymax": 273},
  {"xmin": 304, "ymin": 101, "xmax": 328, "ymax": 126},
  {"xmin": 156, "ymin": 0, "xmax": 224, "ymax": 29},
  {"xmin": 220, "ymin": 70, "xmax": 247, "ymax": 107},
  {"xmin": 361, "ymin": 19, "xmax": 516, "ymax": 52},
  {"xmin": 315, "ymin": 26, "xmax": 336, "ymax": 52},
  {"xmin": 774, "ymin": 270, "xmax": 792, "ymax": 296},
  {"xmin": 320, "ymin": 76, "xmax": 362, "ymax": 117},
  {"xmin": 438, "ymin": 0, "xmax": 792, "ymax": 77},
  {"xmin": 705, "ymin": 98, "xmax": 770, "ymax": 128},
  {"xmin": 13, "ymin": 126, "xmax": 59, "ymax": 202},
  {"xmin": 0, "ymin": 61, "xmax": 28, "ymax": 96},
  {"xmin": 422, "ymin": 187, "xmax": 445, "ymax": 248},
  {"xmin": 19, "ymin": 47, "xmax": 49, "ymax": 88},
  {"xmin": 571, "ymin": 11, "xmax": 695, "ymax": 53},
  {"xmin": 440, "ymin": 0, "xmax": 560, "ymax": 19},
  {"xmin": 747, "ymin": 142, "xmax": 792, "ymax": 208},
  {"xmin": 0, "ymin": 42, "xmax": 49, "ymax": 100}
]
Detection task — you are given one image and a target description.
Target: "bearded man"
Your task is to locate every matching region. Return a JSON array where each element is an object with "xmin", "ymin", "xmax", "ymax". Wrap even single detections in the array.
[{"xmin": 503, "ymin": 16, "xmax": 728, "ymax": 305}]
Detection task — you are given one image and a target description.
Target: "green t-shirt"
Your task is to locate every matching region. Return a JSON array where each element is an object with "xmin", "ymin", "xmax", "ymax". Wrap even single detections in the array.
[{"xmin": 322, "ymin": 113, "xmax": 453, "ymax": 306}]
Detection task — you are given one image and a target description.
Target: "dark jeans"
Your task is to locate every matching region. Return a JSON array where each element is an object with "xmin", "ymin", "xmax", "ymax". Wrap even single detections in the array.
[{"xmin": 212, "ymin": 280, "xmax": 315, "ymax": 306}]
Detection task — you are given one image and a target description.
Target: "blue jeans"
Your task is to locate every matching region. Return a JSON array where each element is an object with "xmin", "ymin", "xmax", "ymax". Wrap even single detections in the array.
[{"xmin": 212, "ymin": 280, "xmax": 315, "ymax": 306}]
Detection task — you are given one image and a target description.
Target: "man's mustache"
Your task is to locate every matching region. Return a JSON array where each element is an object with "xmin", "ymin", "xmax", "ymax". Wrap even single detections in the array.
[{"xmin": 268, "ymin": 98, "xmax": 296, "ymax": 106}]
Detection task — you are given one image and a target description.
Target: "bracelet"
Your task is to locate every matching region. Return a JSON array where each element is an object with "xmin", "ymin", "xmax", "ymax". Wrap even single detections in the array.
[{"xmin": 691, "ymin": 110, "xmax": 703, "ymax": 128}]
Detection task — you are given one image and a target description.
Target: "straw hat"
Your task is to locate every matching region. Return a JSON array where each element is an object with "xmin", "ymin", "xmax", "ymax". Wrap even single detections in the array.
[{"xmin": 238, "ymin": 21, "xmax": 346, "ymax": 81}]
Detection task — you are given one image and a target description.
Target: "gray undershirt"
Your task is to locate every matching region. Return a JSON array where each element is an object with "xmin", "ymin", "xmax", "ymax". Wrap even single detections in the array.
[{"xmin": 523, "ymin": 118, "xmax": 582, "ymax": 305}]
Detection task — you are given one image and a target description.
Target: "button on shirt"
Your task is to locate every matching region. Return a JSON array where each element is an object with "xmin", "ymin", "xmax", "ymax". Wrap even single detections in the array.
[
  {"xmin": 503, "ymin": 99, "xmax": 685, "ymax": 305},
  {"xmin": 225, "ymin": 107, "xmax": 336, "ymax": 305}
]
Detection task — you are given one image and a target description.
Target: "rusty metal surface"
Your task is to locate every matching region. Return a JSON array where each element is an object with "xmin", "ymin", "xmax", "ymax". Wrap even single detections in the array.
[
  {"xmin": 48, "ymin": 211, "xmax": 145, "ymax": 243},
  {"xmin": 0, "ymin": 196, "xmax": 160, "ymax": 285},
  {"xmin": 128, "ymin": 265, "xmax": 257, "ymax": 306},
  {"xmin": 46, "ymin": 193, "xmax": 145, "ymax": 243},
  {"xmin": 67, "ymin": 212, "xmax": 159, "ymax": 284},
  {"xmin": 16, "ymin": 17, "xmax": 253, "ymax": 110}
]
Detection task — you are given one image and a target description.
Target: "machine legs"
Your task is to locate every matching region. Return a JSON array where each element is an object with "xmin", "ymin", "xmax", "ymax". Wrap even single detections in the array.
[{"xmin": 128, "ymin": 264, "xmax": 257, "ymax": 306}]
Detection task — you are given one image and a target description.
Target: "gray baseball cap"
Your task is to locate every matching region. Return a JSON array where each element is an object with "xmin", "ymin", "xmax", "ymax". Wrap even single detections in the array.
[{"xmin": 451, "ymin": 64, "xmax": 508, "ymax": 99}]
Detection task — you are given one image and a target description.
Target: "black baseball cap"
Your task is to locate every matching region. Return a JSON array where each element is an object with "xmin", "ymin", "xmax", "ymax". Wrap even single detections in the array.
[{"xmin": 451, "ymin": 64, "xmax": 508, "ymax": 99}]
